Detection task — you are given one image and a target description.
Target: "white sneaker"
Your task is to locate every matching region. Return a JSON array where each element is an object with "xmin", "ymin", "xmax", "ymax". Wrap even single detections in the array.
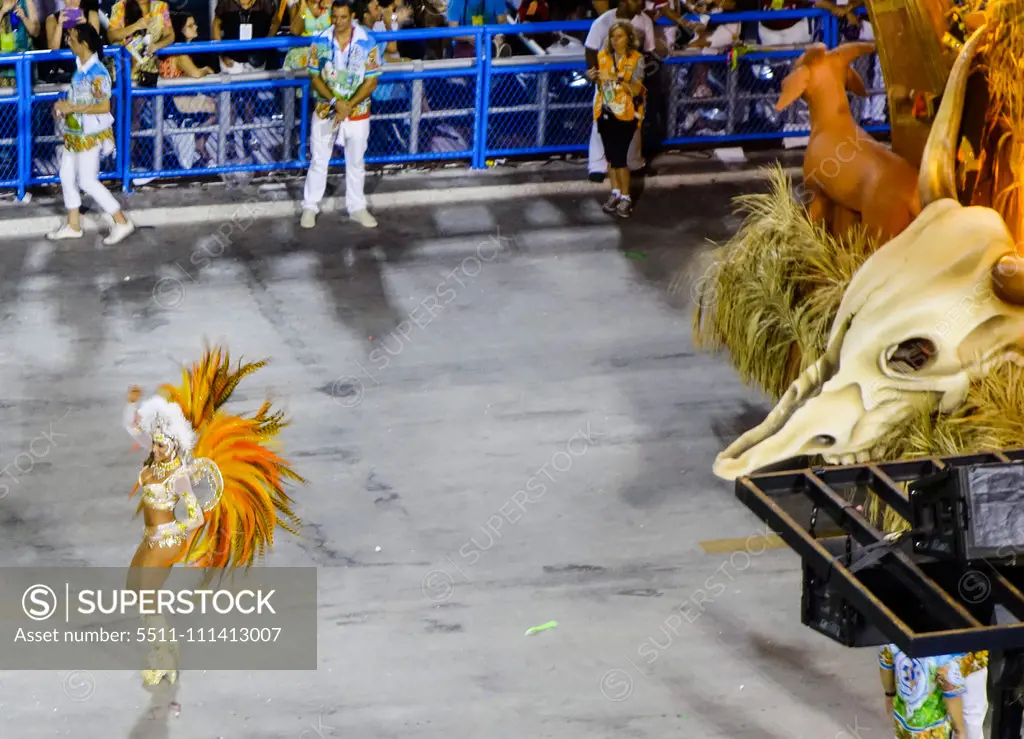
[
  {"xmin": 47, "ymin": 224, "xmax": 83, "ymax": 241},
  {"xmin": 103, "ymin": 218, "xmax": 135, "ymax": 245},
  {"xmin": 300, "ymin": 210, "xmax": 317, "ymax": 229},
  {"xmin": 350, "ymin": 210, "xmax": 377, "ymax": 229}
]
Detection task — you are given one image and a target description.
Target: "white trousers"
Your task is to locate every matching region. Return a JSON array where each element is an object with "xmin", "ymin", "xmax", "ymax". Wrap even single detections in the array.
[
  {"xmin": 302, "ymin": 113, "xmax": 370, "ymax": 215},
  {"xmin": 588, "ymin": 119, "xmax": 644, "ymax": 173},
  {"xmin": 963, "ymin": 668, "xmax": 988, "ymax": 739},
  {"xmin": 757, "ymin": 21, "xmax": 813, "ymax": 47},
  {"xmin": 59, "ymin": 145, "xmax": 121, "ymax": 215}
]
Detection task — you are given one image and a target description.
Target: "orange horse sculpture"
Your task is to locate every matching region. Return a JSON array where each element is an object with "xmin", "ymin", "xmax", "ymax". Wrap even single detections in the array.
[{"xmin": 776, "ymin": 42, "xmax": 921, "ymax": 243}]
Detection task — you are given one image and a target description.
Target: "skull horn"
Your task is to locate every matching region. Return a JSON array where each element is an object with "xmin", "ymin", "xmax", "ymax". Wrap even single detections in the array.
[
  {"xmin": 918, "ymin": 25, "xmax": 987, "ymax": 206},
  {"xmin": 992, "ymin": 252, "xmax": 1024, "ymax": 305}
]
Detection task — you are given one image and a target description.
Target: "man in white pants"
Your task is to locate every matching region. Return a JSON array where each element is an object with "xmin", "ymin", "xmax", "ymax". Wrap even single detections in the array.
[
  {"xmin": 584, "ymin": 0, "xmax": 653, "ymax": 181},
  {"xmin": 300, "ymin": 0, "xmax": 380, "ymax": 229}
]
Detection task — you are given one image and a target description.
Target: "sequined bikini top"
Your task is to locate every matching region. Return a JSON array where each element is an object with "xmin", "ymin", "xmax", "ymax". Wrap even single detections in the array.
[{"xmin": 139, "ymin": 467, "xmax": 184, "ymax": 511}]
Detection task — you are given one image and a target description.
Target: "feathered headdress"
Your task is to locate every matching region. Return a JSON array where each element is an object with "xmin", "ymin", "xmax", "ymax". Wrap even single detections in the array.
[{"xmin": 135, "ymin": 396, "xmax": 196, "ymax": 455}]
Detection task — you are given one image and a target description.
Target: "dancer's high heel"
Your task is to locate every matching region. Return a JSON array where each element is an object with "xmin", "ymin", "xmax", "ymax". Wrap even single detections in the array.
[
  {"xmin": 141, "ymin": 668, "xmax": 177, "ymax": 686},
  {"xmin": 142, "ymin": 641, "xmax": 179, "ymax": 686}
]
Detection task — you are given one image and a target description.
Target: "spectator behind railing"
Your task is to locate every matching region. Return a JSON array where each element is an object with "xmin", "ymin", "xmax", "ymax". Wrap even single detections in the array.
[
  {"xmin": 817, "ymin": 0, "xmax": 884, "ymax": 124},
  {"xmin": 393, "ymin": 0, "xmax": 439, "ymax": 59},
  {"xmin": 213, "ymin": 0, "xmax": 284, "ymax": 164},
  {"xmin": 283, "ymin": 0, "xmax": 330, "ymax": 71},
  {"xmin": 400, "ymin": 0, "xmax": 445, "ymax": 58},
  {"xmin": 515, "ymin": 0, "xmax": 555, "ymax": 49},
  {"xmin": 757, "ymin": 0, "xmax": 813, "ymax": 46},
  {"xmin": 361, "ymin": 0, "xmax": 401, "ymax": 60},
  {"xmin": 107, "ymin": 0, "xmax": 175, "ymax": 87},
  {"xmin": 43, "ymin": 0, "xmax": 100, "ymax": 84},
  {"xmin": 291, "ymin": 0, "xmax": 332, "ymax": 36},
  {"xmin": 160, "ymin": 12, "xmax": 217, "ymax": 170},
  {"xmin": 212, "ymin": 0, "xmax": 282, "ymax": 74},
  {"xmin": 695, "ymin": 0, "xmax": 738, "ymax": 53},
  {"xmin": 517, "ymin": 0, "xmax": 548, "ymax": 22},
  {"xmin": 382, "ymin": 0, "xmax": 417, "ymax": 55},
  {"xmin": 447, "ymin": 0, "xmax": 505, "ymax": 57},
  {"xmin": 161, "ymin": 12, "xmax": 215, "ymax": 78},
  {"xmin": 644, "ymin": 0, "xmax": 705, "ymax": 55},
  {"xmin": 688, "ymin": 0, "xmax": 737, "ymax": 99},
  {"xmin": 0, "ymin": 0, "xmax": 39, "ymax": 87}
]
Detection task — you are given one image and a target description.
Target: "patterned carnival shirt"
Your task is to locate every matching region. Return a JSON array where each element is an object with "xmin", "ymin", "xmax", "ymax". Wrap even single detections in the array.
[
  {"xmin": 879, "ymin": 643, "xmax": 967, "ymax": 739},
  {"xmin": 62, "ymin": 52, "xmax": 116, "ymax": 154},
  {"xmin": 306, "ymin": 21, "xmax": 381, "ymax": 121}
]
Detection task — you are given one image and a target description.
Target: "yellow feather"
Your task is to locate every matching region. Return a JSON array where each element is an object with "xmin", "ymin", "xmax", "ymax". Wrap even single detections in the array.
[{"xmin": 159, "ymin": 344, "xmax": 303, "ymax": 569}]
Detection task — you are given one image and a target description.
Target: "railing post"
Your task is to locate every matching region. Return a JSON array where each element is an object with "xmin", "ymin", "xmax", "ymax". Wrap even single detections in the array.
[
  {"xmin": 666, "ymin": 60, "xmax": 680, "ymax": 142},
  {"xmin": 17, "ymin": 54, "xmax": 29, "ymax": 201},
  {"xmin": 472, "ymin": 26, "xmax": 491, "ymax": 169},
  {"xmin": 410, "ymin": 62, "xmax": 422, "ymax": 155},
  {"xmin": 282, "ymin": 84, "xmax": 294, "ymax": 163},
  {"xmin": 823, "ymin": 11, "xmax": 838, "ymax": 48},
  {"xmin": 153, "ymin": 93, "xmax": 164, "ymax": 172},
  {"xmin": 120, "ymin": 49, "xmax": 133, "ymax": 193},
  {"xmin": 217, "ymin": 90, "xmax": 230, "ymax": 166},
  {"xmin": 725, "ymin": 52, "xmax": 738, "ymax": 137},
  {"xmin": 536, "ymin": 70, "xmax": 548, "ymax": 149}
]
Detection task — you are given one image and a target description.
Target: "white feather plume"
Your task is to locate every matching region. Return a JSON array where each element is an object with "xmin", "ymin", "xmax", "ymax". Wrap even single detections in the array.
[{"xmin": 136, "ymin": 395, "xmax": 196, "ymax": 454}]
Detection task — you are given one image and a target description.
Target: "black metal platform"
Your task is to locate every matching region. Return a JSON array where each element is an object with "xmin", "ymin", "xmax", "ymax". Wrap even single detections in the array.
[{"xmin": 736, "ymin": 448, "xmax": 1024, "ymax": 658}]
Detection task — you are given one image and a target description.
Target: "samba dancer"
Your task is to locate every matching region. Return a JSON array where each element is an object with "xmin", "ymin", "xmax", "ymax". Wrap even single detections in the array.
[{"xmin": 124, "ymin": 345, "xmax": 303, "ymax": 686}]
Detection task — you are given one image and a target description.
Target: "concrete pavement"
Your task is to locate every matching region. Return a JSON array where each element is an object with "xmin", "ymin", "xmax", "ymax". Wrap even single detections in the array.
[
  {"xmin": 0, "ymin": 183, "xmax": 886, "ymax": 738},
  {"xmin": 0, "ymin": 150, "xmax": 804, "ymax": 238}
]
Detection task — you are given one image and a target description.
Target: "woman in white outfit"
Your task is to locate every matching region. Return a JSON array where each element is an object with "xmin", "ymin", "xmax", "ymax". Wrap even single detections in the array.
[{"xmin": 48, "ymin": 23, "xmax": 135, "ymax": 244}]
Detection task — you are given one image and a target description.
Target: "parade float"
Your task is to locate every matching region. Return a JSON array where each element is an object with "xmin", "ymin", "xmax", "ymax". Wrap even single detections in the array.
[
  {"xmin": 690, "ymin": 0, "xmax": 1024, "ymax": 731},
  {"xmin": 693, "ymin": 0, "xmax": 1024, "ymax": 482}
]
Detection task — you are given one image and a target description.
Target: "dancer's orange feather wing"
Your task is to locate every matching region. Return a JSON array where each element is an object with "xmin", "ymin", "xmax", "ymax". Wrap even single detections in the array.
[{"xmin": 157, "ymin": 344, "xmax": 304, "ymax": 569}]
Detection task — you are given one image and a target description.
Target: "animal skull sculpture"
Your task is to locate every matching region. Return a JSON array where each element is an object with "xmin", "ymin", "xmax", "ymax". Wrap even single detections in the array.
[{"xmin": 713, "ymin": 198, "xmax": 1024, "ymax": 480}]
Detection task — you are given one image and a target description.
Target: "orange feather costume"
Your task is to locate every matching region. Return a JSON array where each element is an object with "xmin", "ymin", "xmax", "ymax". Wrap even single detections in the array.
[{"xmin": 130, "ymin": 344, "xmax": 304, "ymax": 568}]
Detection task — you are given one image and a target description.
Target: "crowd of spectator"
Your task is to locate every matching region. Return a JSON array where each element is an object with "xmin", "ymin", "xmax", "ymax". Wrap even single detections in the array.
[
  {"xmin": 0, "ymin": 0, "xmax": 882, "ymax": 185},
  {"xmin": 0, "ymin": 0, "xmax": 879, "ymax": 72}
]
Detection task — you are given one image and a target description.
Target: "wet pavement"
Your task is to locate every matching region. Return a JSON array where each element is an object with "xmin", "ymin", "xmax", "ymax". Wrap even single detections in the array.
[{"xmin": 0, "ymin": 183, "xmax": 885, "ymax": 738}]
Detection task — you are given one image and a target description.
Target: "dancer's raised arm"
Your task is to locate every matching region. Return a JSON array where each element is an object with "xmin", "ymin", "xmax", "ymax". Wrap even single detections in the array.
[{"xmin": 124, "ymin": 385, "xmax": 151, "ymax": 447}]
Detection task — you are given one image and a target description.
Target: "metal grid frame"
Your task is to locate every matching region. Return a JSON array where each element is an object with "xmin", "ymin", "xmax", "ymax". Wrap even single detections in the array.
[{"xmin": 737, "ymin": 449, "xmax": 1024, "ymax": 657}]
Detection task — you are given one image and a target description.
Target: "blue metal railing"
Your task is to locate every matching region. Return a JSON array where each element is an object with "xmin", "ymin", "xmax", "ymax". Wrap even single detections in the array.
[{"xmin": 0, "ymin": 8, "xmax": 888, "ymax": 198}]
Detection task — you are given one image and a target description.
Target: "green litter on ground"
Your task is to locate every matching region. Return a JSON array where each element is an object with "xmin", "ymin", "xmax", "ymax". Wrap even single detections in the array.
[
  {"xmin": 623, "ymin": 251, "xmax": 647, "ymax": 260},
  {"xmin": 524, "ymin": 621, "xmax": 558, "ymax": 636}
]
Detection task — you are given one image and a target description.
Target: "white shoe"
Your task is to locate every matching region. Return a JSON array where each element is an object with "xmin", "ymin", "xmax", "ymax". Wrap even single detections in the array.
[
  {"xmin": 103, "ymin": 218, "xmax": 135, "ymax": 245},
  {"xmin": 350, "ymin": 210, "xmax": 377, "ymax": 229},
  {"xmin": 47, "ymin": 224, "xmax": 83, "ymax": 240},
  {"xmin": 300, "ymin": 210, "xmax": 317, "ymax": 229}
]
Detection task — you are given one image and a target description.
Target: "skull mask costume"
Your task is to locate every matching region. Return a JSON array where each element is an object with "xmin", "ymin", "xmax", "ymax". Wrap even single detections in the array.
[{"xmin": 714, "ymin": 199, "xmax": 1024, "ymax": 480}]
